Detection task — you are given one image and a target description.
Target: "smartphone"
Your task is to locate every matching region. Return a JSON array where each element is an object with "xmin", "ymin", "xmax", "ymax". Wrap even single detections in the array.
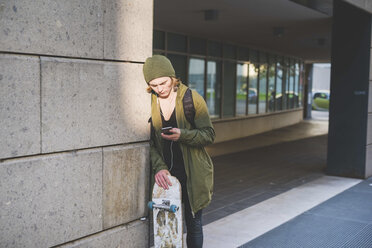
[{"xmin": 161, "ymin": 126, "xmax": 173, "ymax": 135}]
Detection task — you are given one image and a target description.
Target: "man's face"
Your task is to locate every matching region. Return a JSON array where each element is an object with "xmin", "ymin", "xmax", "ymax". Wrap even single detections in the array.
[{"xmin": 149, "ymin": 77, "xmax": 173, "ymax": 98}]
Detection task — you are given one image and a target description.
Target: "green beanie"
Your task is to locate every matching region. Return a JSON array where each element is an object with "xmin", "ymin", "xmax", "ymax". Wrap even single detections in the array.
[{"xmin": 143, "ymin": 55, "xmax": 176, "ymax": 84}]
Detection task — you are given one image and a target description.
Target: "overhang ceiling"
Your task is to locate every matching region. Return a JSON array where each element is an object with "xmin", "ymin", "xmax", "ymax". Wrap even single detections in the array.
[{"xmin": 154, "ymin": 0, "xmax": 333, "ymax": 63}]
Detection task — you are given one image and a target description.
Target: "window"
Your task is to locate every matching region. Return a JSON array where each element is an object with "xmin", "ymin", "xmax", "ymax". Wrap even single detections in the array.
[
  {"xmin": 190, "ymin": 37, "xmax": 206, "ymax": 55},
  {"xmin": 258, "ymin": 63, "xmax": 268, "ymax": 114},
  {"xmin": 167, "ymin": 33, "xmax": 187, "ymax": 52},
  {"xmin": 207, "ymin": 61, "xmax": 222, "ymax": 118},
  {"xmin": 223, "ymin": 44, "xmax": 236, "ymax": 60},
  {"xmin": 276, "ymin": 58, "xmax": 283, "ymax": 111},
  {"xmin": 268, "ymin": 57, "xmax": 276, "ymax": 112},
  {"xmin": 295, "ymin": 62, "xmax": 300, "ymax": 108},
  {"xmin": 236, "ymin": 63, "xmax": 248, "ymax": 115},
  {"xmin": 153, "ymin": 30, "xmax": 165, "ymax": 50},
  {"xmin": 288, "ymin": 60, "xmax": 295, "ymax": 109},
  {"xmin": 299, "ymin": 63, "xmax": 304, "ymax": 107},
  {"xmin": 208, "ymin": 41, "xmax": 222, "ymax": 57},
  {"xmin": 153, "ymin": 30, "xmax": 304, "ymax": 120},
  {"xmin": 282, "ymin": 58, "xmax": 289, "ymax": 110},
  {"xmin": 168, "ymin": 54, "xmax": 187, "ymax": 83},
  {"xmin": 188, "ymin": 58, "xmax": 205, "ymax": 97},
  {"xmin": 238, "ymin": 47, "xmax": 249, "ymax": 61},
  {"xmin": 248, "ymin": 63, "xmax": 259, "ymax": 114}
]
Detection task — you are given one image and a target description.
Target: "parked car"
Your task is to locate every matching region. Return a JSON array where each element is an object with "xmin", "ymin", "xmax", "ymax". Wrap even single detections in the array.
[
  {"xmin": 312, "ymin": 90, "xmax": 330, "ymax": 110},
  {"xmin": 248, "ymin": 88, "xmax": 257, "ymax": 103},
  {"xmin": 268, "ymin": 91, "xmax": 299, "ymax": 111}
]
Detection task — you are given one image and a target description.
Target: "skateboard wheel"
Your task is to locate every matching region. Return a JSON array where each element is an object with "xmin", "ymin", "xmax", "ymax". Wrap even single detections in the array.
[
  {"xmin": 148, "ymin": 201, "xmax": 155, "ymax": 210},
  {"xmin": 169, "ymin": 205, "xmax": 178, "ymax": 213}
]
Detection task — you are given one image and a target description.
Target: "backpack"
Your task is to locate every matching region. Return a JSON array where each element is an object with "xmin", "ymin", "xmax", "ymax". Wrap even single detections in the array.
[{"xmin": 148, "ymin": 88, "xmax": 196, "ymax": 129}]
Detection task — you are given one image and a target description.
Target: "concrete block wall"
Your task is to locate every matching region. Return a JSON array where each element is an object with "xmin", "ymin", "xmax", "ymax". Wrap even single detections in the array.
[{"xmin": 0, "ymin": 0, "xmax": 153, "ymax": 247}]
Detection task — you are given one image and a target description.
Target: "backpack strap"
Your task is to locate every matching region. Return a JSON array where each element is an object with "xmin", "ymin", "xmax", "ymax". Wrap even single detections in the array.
[{"xmin": 183, "ymin": 88, "xmax": 196, "ymax": 129}]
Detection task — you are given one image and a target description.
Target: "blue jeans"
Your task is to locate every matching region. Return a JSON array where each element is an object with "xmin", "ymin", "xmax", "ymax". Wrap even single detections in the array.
[{"xmin": 180, "ymin": 177, "xmax": 203, "ymax": 248}]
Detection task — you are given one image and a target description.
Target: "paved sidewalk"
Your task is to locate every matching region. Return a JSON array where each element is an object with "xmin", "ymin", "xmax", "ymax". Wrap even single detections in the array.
[
  {"xmin": 200, "ymin": 118, "xmax": 371, "ymax": 248},
  {"xmin": 239, "ymin": 177, "xmax": 372, "ymax": 248},
  {"xmin": 204, "ymin": 176, "xmax": 361, "ymax": 248},
  {"xmin": 204, "ymin": 120, "xmax": 329, "ymax": 225}
]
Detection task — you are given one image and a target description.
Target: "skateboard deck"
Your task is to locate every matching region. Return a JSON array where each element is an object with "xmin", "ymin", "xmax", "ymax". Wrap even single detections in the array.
[{"xmin": 149, "ymin": 176, "xmax": 183, "ymax": 248}]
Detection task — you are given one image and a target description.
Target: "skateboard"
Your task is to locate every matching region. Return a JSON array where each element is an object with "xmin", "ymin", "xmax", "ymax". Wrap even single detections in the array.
[{"xmin": 148, "ymin": 175, "xmax": 183, "ymax": 248}]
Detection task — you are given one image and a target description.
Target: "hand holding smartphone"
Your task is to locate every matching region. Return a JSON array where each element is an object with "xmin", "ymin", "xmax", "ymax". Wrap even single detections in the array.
[{"xmin": 161, "ymin": 126, "xmax": 173, "ymax": 135}]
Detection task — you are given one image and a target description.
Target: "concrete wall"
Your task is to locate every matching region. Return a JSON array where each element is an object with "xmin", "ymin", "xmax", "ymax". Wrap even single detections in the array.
[
  {"xmin": 0, "ymin": 0, "xmax": 153, "ymax": 247},
  {"xmin": 213, "ymin": 109, "xmax": 303, "ymax": 144}
]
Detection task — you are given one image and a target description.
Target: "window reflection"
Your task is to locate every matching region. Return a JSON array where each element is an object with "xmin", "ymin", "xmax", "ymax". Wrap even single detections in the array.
[
  {"xmin": 299, "ymin": 63, "xmax": 304, "ymax": 107},
  {"xmin": 155, "ymin": 30, "xmax": 305, "ymax": 119},
  {"xmin": 236, "ymin": 64, "xmax": 248, "ymax": 115},
  {"xmin": 259, "ymin": 64, "xmax": 267, "ymax": 114},
  {"xmin": 248, "ymin": 63, "xmax": 259, "ymax": 114},
  {"xmin": 168, "ymin": 54, "xmax": 187, "ymax": 83},
  {"xmin": 207, "ymin": 61, "xmax": 221, "ymax": 118},
  {"xmin": 188, "ymin": 58, "xmax": 205, "ymax": 97},
  {"xmin": 282, "ymin": 60, "xmax": 288, "ymax": 110},
  {"xmin": 295, "ymin": 63, "xmax": 300, "ymax": 108},
  {"xmin": 268, "ymin": 61, "xmax": 276, "ymax": 112},
  {"xmin": 276, "ymin": 60, "xmax": 283, "ymax": 111},
  {"xmin": 288, "ymin": 61, "xmax": 295, "ymax": 109}
]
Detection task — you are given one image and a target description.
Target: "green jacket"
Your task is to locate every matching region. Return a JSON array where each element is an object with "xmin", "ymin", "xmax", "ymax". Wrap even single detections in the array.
[{"xmin": 150, "ymin": 83, "xmax": 215, "ymax": 214}]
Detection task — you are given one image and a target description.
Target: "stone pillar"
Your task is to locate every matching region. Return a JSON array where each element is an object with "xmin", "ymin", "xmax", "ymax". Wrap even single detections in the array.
[
  {"xmin": 0, "ymin": 0, "xmax": 153, "ymax": 247},
  {"xmin": 327, "ymin": 0, "xmax": 372, "ymax": 178}
]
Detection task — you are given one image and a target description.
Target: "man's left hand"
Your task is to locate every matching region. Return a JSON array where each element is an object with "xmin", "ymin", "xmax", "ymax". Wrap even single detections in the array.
[{"xmin": 161, "ymin": 128, "xmax": 181, "ymax": 141}]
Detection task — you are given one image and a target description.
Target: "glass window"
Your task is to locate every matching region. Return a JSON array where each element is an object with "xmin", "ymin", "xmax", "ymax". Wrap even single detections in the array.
[
  {"xmin": 223, "ymin": 61, "xmax": 236, "ymax": 117},
  {"xmin": 153, "ymin": 30, "xmax": 165, "ymax": 50},
  {"xmin": 236, "ymin": 63, "xmax": 248, "ymax": 115},
  {"xmin": 299, "ymin": 63, "xmax": 304, "ymax": 107},
  {"xmin": 208, "ymin": 41, "xmax": 222, "ymax": 57},
  {"xmin": 190, "ymin": 37, "xmax": 206, "ymax": 55},
  {"xmin": 250, "ymin": 49, "xmax": 259, "ymax": 63},
  {"xmin": 238, "ymin": 47, "xmax": 249, "ymax": 61},
  {"xmin": 248, "ymin": 63, "xmax": 259, "ymax": 114},
  {"xmin": 282, "ymin": 58, "xmax": 289, "ymax": 110},
  {"xmin": 295, "ymin": 61, "xmax": 300, "ymax": 108},
  {"xmin": 207, "ymin": 61, "xmax": 222, "ymax": 118},
  {"xmin": 259, "ymin": 51, "xmax": 268, "ymax": 64},
  {"xmin": 288, "ymin": 60, "xmax": 295, "ymax": 109},
  {"xmin": 153, "ymin": 51, "xmax": 165, "ymax": 56},
  {"xmin": 258, "ymin": 64, "xmax": 267, "ymax": 114},
  {"xmin": 276, "ymin": 58, "xmax": 283, "ymax": 111},
  {"xmin": 294, "ymin": 62, "xmax": 299, "ymax": 108},
  {"xmin": 268, "ymin": 58, "xmax": 276, "ymax": 112},
  {"xmin": 167, "ymin": 33, "xmax": 187, "ymax": 52},
  {"xmin": 188, "ymin": 58, "xmax": 205, "ymax": 97},
  {"xmin": 167, "ymin": 54, "xmax": 187, "ymax": 83},
  {"xmin": 223, "ymin": 44, "xmax": 236, "ymax": 59}
]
